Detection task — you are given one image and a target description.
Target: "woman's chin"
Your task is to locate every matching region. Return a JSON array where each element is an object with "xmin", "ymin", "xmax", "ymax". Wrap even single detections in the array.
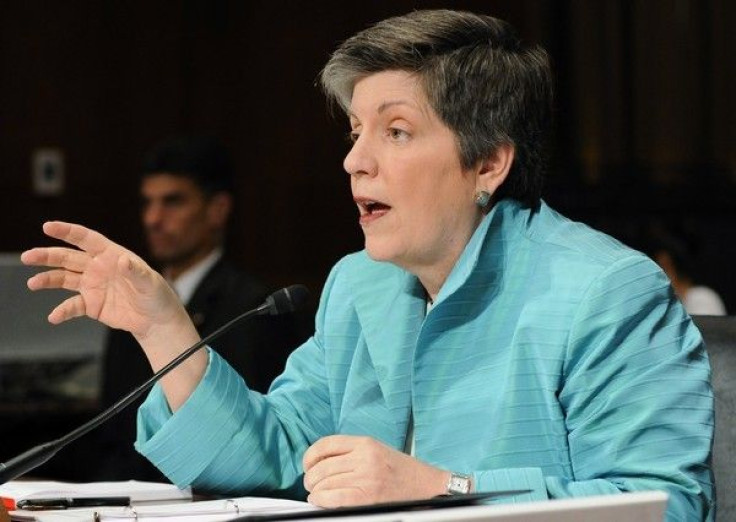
[{"xmin": 364, "ymin": 242, "xmax": 397, "ymax": 264}]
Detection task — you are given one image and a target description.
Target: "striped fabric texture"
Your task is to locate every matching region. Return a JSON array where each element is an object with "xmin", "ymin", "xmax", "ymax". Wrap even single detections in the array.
[{"xmin": 137, "ymin": 199, "xmax": 714, "ymax": 521}]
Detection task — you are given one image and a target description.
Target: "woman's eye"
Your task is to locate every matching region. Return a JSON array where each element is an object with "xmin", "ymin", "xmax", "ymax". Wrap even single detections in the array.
[
  {"xmin": 346, "ymin": 131, "xmax": 359, "ymax": 144},
  {"xmin": 388, "ymin": 128, "xmax": 409, "ymax": 141}
]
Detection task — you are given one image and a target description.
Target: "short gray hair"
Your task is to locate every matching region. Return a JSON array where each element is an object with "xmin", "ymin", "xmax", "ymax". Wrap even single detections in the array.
[{"xmin": 320, "ymin": 9, "xmax": 553, "ymax": 208}]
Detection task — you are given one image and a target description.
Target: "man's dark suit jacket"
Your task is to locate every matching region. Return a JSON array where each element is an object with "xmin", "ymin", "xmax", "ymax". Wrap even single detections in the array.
[{"xmin": 45, "ymin": 257, "xmax": 312, "ymax": 482}]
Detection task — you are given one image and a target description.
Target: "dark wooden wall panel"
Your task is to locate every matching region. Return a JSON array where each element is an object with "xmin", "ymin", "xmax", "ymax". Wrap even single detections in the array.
[{"xmin": 1, "ymin": 0, "xmax": 734, "ymax": 307}]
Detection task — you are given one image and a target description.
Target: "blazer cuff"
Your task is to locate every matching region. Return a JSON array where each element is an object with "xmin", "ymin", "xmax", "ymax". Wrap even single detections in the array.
[{"xmin": 135, "ymin": 348, "xmax": 251, "ymax": 486}]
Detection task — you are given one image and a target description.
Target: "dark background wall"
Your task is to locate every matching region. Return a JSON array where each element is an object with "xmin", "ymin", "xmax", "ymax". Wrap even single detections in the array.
[{"xmin": 1, "ymin": 0, "xmax": 734, "ymax": 310}]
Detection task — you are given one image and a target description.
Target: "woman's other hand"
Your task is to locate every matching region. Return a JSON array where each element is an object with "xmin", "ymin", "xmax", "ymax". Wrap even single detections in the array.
[{"xmin": 303, "ymin": 435, "xmax": 452, "ymax": 507}]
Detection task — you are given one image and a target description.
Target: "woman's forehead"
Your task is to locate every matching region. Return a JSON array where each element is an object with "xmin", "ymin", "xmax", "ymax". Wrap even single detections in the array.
[{"xmin": 349, "ymin": 71, "xmax": 431, "ymax": 118}]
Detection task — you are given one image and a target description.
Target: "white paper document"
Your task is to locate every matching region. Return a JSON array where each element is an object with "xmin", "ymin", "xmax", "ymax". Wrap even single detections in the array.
[
  {"xmin": 7, "ymin": 490, "xmax": 668, "ymax": 522},
  {"xmin": 10, "ymin": 495, "xmax": 316, "ymax": 522},
  {"xmin": 0, "ymin": 480, "xmax": 192, "ymax": 506}
]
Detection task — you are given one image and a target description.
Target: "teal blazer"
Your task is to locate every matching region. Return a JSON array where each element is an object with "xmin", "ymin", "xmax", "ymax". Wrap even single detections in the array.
[{"xmin": 137, "ymin": 200, "xmax": 713, "ymax": 521}]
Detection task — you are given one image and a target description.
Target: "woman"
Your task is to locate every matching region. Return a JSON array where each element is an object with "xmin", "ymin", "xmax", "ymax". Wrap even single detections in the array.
[{"xmin": 22, "ymin": 9, "xmax": 713, "ymax": 520}]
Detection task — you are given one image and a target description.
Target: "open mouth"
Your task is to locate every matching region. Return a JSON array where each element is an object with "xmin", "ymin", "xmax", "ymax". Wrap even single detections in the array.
[
  {"xmin": 360, "ymin": 200, "xmax": 391, "ymax": 216},
  {"xmin": 355, "ymin": 197, "xmax": 391, "ymax": 225}
]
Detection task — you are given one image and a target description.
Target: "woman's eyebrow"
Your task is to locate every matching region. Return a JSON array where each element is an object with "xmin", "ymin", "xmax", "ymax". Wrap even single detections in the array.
[
  {"xmin": 349, "ymin": 99, "xmax": 417, "ymax": 120},
  {"xmin": 376, "ymin": 99, "xmax": 415, "ymax": 113}
]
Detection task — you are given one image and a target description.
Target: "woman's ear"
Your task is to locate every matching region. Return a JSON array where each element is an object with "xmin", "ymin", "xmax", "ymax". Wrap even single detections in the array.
[{"xmin": 477, "ymin": 143, "xmax": 515, "ymax": 195}]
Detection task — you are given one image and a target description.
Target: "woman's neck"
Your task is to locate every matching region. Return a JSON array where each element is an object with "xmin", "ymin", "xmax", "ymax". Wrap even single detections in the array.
[{"xmin": 415, "ymin": 254, "xmax": 461, "ymax": 304}]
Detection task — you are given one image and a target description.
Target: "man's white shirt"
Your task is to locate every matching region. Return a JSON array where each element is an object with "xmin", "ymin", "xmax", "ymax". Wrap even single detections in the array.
[{"xmin": 166, "ymin": 248, "xmax": 223, "ymax": 306}]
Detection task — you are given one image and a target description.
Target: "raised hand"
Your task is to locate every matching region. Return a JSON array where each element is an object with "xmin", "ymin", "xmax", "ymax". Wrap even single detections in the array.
[
  {"xmin": 302, "ymin": 435, "xmax": 452, "ymax": 507},
  {"xmin": 21, "ymin": 221, "xmax": 180, "ymax": 338},
  {"xmin": 21, "ymin": 221, "xmax": 204, "ymax": 409}
]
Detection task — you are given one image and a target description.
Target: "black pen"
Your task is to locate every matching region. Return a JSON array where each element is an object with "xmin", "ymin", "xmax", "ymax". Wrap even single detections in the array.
[{"xmin": 16, "ymin": 496, "xmax": 131, "ymax": 510}]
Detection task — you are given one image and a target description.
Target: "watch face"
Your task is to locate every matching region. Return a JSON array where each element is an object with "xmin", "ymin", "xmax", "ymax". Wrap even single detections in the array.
[{"xmin": 448, "ymin": 473, "xmax": 471, "ymax": 494}]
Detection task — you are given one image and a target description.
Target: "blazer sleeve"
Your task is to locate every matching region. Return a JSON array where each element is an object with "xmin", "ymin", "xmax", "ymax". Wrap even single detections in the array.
[
  {"xmin": 135, "ymin": 263, "xmax": 344, "ymax": 498},
  {"xmin": 472, "ymin": 255, "xmax": 714, "ymax": 522}
]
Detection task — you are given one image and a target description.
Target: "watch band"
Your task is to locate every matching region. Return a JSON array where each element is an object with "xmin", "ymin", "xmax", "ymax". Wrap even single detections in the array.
[{"xmin": 446, "ymin": 472, "xmax": 472, "ymax": 495}]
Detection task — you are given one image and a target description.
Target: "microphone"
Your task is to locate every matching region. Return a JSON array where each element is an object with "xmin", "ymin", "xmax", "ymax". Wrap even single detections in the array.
[{"xmin": 0, "ymin": 284, "xmax": 309, "ymax": 485}]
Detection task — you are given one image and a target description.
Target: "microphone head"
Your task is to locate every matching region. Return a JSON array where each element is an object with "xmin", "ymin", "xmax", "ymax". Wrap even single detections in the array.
[{"xmin": 263, "ymin": 285, "xmax": 309, "ymax": 315}]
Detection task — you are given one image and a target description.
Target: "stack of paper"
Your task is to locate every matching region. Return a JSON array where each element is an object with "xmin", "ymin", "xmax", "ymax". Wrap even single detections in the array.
[
  {"xmin": 9, "ymin": 495, "xmax": 316, "ymax": 522},
  {"xmin": 1, "ymin": 486, "xmax": 669, "ymax": 522},
  {"xmin": 0, "ymin": 480, "xmax": 192, "ymax": 511}
]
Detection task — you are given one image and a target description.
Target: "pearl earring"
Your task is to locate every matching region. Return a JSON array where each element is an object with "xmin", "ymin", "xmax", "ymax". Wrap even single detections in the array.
[{"xmin": 474, "ymin": 190, "xmax": 491, "ymax": 208}]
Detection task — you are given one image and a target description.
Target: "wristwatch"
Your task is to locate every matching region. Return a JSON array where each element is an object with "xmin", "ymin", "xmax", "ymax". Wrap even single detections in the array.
[{"xmin": 446, "ymin": 472, "xmax": 472, "ymax": 495}]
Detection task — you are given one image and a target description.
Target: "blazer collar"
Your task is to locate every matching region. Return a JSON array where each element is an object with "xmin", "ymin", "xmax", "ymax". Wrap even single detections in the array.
[
  {"xmin": 435, "ymin": 198, "xmax": 531, "ymax": 305},
  {"xmin": 350, "ymin": 199, "xmax": 532, "ymax": 340}
]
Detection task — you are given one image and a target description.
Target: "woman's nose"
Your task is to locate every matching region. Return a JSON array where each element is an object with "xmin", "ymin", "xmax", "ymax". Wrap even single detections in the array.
[{"xmin": 343, "ymin": 134, "xmax": 377, "ymax": 178}]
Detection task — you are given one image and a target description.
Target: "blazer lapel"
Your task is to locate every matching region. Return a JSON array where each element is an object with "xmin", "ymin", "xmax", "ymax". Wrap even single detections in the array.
[{"xmin": 347, "ymin": 262, "xmax": 426, "ymax": 448}]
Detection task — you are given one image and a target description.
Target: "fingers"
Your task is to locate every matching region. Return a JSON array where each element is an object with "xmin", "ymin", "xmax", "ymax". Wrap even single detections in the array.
[
  {"xmin": 25, "ymin": 265, "xmax": 87, "ymax": 324},
  {"xmin": 27, "ymin": 269, "xmax": 82, "ymax": 292},
  {"xmin": 304, "ymin": 455, "xmax": 369, "ymax": 508},
  {"xmin": 41, "ymin": 221, "xmax": 115, "ymax": 257},
  {"xmin": 308, "ymin": 487, "xmax": 366, "ymax": 508},
  {"xmin": 303, "ymin": 435, "xmax": 384, "ymax": 504},
  {"xmin": 22, "ymin": 245, "xmax": 90, "ymax": 272},
  {"xmin": 304, "ymin": 451, "xmax": 355, "ymax": 492},
  {"xmin": 48, "ymin": 294, "xmax": 87, "ymax": 324},
  {"xmin": 303, "ymin": 435, "xmax": 362, "ymax": 472},
  {"xmin": 303, "ymin": 436, "xmax": 363, "ymax": 497}
]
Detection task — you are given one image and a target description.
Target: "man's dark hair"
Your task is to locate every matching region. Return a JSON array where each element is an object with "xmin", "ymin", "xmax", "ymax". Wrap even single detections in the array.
[{"xmin": 142, "ymin": 135, "xmax": 234, "ymax": 196}]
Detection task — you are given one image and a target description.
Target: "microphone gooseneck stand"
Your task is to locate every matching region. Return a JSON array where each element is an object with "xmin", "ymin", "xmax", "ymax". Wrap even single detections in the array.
[{"xmin": 0, "ymin": 284, "xmax": 308, "ymax": 485}]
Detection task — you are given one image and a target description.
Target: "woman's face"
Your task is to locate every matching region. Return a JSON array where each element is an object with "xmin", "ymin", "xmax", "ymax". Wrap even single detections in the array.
[{"xmin": 344, "ymin": 70, "xmax": 483, "ymax": 279}]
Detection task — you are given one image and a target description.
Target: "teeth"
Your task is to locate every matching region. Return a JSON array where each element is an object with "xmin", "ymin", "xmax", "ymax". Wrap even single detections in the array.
[{"xmin": 357, "ymin": 199, "xmax": 385, "ymax": 216}]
